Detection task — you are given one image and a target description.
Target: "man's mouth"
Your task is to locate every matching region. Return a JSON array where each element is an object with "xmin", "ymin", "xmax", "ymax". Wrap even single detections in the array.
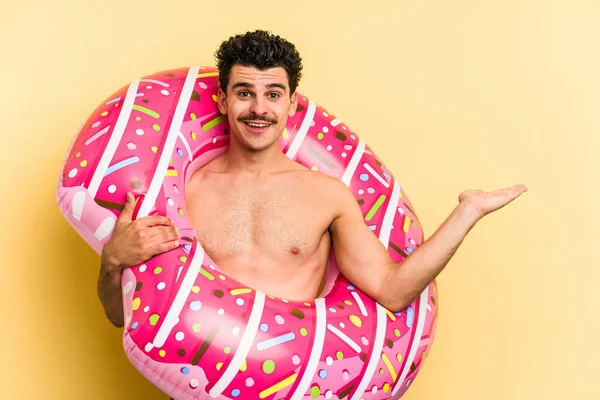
[{"xmin": 243, "ymin": 122, "xmax": 271, "ymax": 128}]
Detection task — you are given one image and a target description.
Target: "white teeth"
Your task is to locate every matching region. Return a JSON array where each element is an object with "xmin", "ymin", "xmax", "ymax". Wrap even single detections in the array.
[{"xmin": 246, "ymin": 122, "xmax": 269, "ymax": 128}]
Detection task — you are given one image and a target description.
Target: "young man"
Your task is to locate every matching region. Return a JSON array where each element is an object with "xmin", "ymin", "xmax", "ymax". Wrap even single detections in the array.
[{"xmin": 98, "ymin": 30, "xmax": 527, "ymax": 328}]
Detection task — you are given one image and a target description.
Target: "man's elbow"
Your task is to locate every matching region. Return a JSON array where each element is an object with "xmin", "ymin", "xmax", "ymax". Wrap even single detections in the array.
[
  {"xmin": 377, "ymin": 293, "xmax": 417, "ymax": 313},
  {"xmin": 105, "ymin": 312, "xmax": 125, "ymax": 328}
]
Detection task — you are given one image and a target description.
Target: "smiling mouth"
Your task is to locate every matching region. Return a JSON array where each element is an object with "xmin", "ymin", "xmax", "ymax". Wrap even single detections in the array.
[{"xmin": 243, "ymin": 121, "xmax": 271, "ymax": 129}]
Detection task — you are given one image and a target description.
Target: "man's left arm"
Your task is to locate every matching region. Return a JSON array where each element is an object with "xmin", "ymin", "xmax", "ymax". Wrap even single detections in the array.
[{"xmin": 328, "ymin": 180, "xmax": 527, "ymax": 311}]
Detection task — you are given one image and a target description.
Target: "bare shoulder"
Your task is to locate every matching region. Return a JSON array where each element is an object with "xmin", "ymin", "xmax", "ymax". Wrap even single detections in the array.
[
  {"xmin": 188, "ymin": 155, "xmax": 227, "ymax": 182},
  {"xmin": 289, "ymin": 169, "xmax": 357, "ymax": 210}
]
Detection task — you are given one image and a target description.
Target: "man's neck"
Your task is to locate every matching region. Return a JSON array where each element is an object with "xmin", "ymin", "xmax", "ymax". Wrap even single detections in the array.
[{"xmin": 221, "ymin": 140, "xmax": 288, "ymax": 178}]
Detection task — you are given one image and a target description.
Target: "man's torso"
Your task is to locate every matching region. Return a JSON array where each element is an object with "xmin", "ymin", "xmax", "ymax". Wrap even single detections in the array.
[{"xmin": 185, "ymin": 157, "xmax": 339, "ymax": 300}]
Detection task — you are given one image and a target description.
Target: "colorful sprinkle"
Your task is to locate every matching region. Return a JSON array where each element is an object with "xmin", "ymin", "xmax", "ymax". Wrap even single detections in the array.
[
  {"xmin": 365, "ymin": 195, "xmax": 386, "ymax": 221},
  {"xmin": 262, "ymin": 360, "xmax": 276, "ymax": 374},
  {"xmin": 149, "ymin": 314, "xmax": 160, "ymax": 325},
  {"xmin": 310, "ymin": 385, "xmax": 321, "ymax": 398},
  {"xmin": 349, "ymin": 315, "xmax": 362, "ymax": 328},
  {"xmin": 132, "ymin": 105, "xmax": 160, "ymax": 118},
  {"xmin": 190, "ymin": 300, "xmax": 202, "ymax": 311},
  {"xmin": 342, "ymin": 369, "xmax": 350, "ymax": 381},
  {"xmin": 406, "ymin": 307, "xmax": 414, "ymax": 328},
  {"xmin": 382, "ymin": 353, "xmax": 398, "ymax": 382},
  {"xmin": 231, "ymin": 288, "xmax": 252, "ymax": 295},
  {"xmin": 258, "ymin": 373, "xmax": 297, "ymax": 398},
  {"xmin": 199, "ymin": 269, "xmax": 214, "ymax": 280},
  {"xmin": 203, "ymin": 115, "xmax": 226, "ymax": 132},
  {"xmin": 257, "ymin": 332, "xmax": 296, "ymax": 351},
  {"xmin": 104, "ymin": 156, "xmax": 140, "ymax": 176}
]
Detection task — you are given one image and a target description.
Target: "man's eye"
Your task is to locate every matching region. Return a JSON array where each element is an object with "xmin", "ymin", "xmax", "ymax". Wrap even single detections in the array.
[
  {"xmin": 268, "ymin": 93, "xmax": 281, "ymax": 99},
  {"xmin": 238, "ymin": 91, "xmax": 251, "ymax": 98}
]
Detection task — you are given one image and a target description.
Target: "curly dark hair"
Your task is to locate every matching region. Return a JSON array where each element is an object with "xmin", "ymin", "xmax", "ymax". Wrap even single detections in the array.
[{"xmin": 215, "ymin": 30, "xmax": 303, "ymax": 95}]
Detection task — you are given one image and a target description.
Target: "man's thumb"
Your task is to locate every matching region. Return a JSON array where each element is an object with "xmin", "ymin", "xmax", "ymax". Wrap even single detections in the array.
[{"xmin": 118, "ymin": 192, "xmax": 136, "ymax": 222}]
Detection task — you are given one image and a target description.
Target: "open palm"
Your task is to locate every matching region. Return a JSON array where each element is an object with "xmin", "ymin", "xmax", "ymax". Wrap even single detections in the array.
[{"xmin": 459, "ymin": 184, "xmax": 528, "ymax": 218}]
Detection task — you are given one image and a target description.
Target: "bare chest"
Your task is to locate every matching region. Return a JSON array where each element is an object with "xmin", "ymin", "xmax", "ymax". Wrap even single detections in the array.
[{"xmin": 187, "ymin": 182, "xmax": 329, "ymax": 259}]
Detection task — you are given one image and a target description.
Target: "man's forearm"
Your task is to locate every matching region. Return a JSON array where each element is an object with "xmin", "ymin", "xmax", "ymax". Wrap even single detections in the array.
[
  {"xmin": 97, "ymin": 260, "xmax": 125, "ymax": 327},
  {"xmin": 381, "ymin": 202, "xmax": 481, "ymax": 311}
]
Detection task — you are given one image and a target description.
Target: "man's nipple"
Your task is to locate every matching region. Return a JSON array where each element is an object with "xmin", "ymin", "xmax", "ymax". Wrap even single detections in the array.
[{"xmin": 289, "ymin": 246, "xmax": 301, "ymax": 255}]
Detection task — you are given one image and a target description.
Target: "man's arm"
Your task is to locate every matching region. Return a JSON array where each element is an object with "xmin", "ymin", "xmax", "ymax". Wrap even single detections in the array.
[
  {"xmin": 98, "ymin": 258, "xmax": 125, "ymax": 327},
  {"xmin": 97, "ymin": 192, "xmax": 180, "ymax": 327},
  {"xmin": 329, "ymin": 180, "xmax": 527, "ymax": 311}
]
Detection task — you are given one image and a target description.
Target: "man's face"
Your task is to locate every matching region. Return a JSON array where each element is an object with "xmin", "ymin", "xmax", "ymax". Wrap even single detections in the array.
[{"xmin": 218, "ymin": 65, "xmax": 297, "ymax": 152}]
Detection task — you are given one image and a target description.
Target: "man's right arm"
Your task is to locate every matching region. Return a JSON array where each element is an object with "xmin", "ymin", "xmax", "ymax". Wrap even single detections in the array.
[
  {"xmin": 98, "ymin": 257, "xmax": 126, "ymax": 327},
  {"xmin": 97, "ymin": 192, "xmax": 180, "ymax": 327}
]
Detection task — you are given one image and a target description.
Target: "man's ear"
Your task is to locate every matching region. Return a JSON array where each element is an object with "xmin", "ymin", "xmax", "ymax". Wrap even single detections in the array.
[
  {"xmin": 288, "ymin": 92, "xmax": 298, "ymax": 117},
  {"xmin": 217, "ymin": 88, "xmax": 227, "ymax": 115}
]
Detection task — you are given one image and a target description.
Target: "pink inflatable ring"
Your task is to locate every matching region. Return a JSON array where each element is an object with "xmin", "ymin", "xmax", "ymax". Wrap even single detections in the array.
[{"xmin": 57, "ymin": 66, "xmax": 438, "ymax": 400}]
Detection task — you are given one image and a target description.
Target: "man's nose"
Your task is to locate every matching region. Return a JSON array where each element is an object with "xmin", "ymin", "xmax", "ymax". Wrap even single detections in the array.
[{"xmin": 249, "ymin": 96, "xmax": 268, "ymax": 116}]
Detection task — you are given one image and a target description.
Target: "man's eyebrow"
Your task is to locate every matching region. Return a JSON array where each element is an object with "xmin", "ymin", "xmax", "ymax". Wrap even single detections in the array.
[
  {"xmin": 266, "ymin": 83, "xmax": 287, "ymax": 91},
  {"xmin": 230, "ymin": 82, "xmax": 287, "ymax": 91},
  {"xmin": 231, "ymin": 82, "xmax": 254, "ymax": 90}
]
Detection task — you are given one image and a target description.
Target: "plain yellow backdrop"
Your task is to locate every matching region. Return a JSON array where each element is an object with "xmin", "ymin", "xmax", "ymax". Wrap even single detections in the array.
[{"xmin": 1, "ymin": 0, "xmax": 598, "ymax": 399}]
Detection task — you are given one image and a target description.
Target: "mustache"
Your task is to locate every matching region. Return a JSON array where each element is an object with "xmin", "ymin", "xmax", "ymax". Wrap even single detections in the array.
[{"xmin": 238, "ymin": 114, "xmax": 277, "ymax": 124}]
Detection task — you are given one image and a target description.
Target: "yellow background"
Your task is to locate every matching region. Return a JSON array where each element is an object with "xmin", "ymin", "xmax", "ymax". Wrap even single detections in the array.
[{"xmin": 1, "ymin": 0, "xmax": 598, "ymax": 399}]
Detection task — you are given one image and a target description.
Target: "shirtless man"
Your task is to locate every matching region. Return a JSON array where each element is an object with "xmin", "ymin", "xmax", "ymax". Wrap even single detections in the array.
[{"xmin": 98, "ymin": 30, "xmax": 527, "ymax": 328}]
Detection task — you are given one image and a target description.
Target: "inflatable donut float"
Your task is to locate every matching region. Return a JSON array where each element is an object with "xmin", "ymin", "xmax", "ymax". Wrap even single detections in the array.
[{"xmin": 57, "ymin": 66, "xmax": 438, "ymax": 400}]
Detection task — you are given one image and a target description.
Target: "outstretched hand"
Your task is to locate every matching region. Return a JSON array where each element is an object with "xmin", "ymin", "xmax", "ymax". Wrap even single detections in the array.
[
  {"xmin": 101, "ymin": 192, "xmax": 180, "ymax": 271},
  {"xmin": 458, "ymin": 184, "xmax": 528, "ymax": 219}
]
